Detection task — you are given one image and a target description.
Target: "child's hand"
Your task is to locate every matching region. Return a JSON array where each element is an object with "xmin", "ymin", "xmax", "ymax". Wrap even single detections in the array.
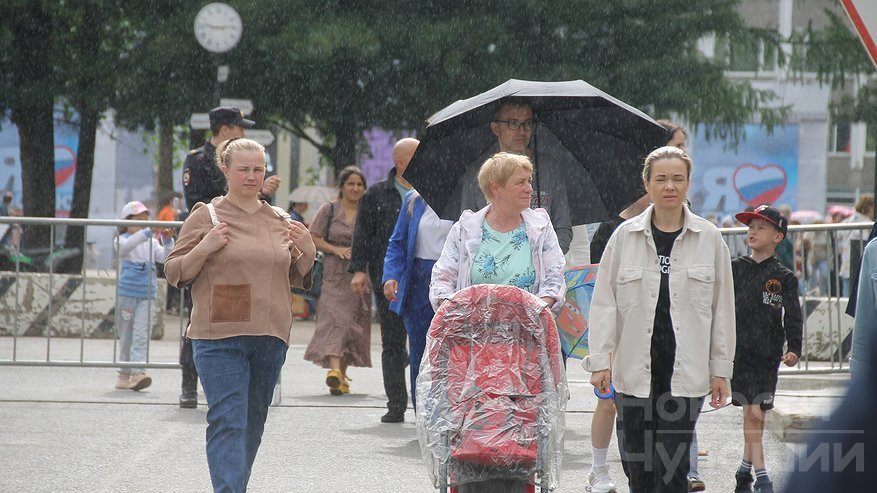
[{"xmin": 781, "ymin": 352, "xmax": 799, "ymax": 367}]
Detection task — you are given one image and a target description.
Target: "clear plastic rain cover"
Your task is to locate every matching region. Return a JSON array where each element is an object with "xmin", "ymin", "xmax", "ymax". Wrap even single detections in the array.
[{"xmin": 416, "ymin": 284, "xmax": 567, "ymax": 491}]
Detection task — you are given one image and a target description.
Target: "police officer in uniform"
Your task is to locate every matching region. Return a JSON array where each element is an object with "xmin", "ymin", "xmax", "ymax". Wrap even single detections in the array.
[{"xmin": 178, "ymin": 106, "xmax": 281, "ymax": 408}]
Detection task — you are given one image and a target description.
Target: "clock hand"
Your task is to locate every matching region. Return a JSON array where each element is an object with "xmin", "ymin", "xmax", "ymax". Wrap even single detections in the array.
[{"xmin": 201, "ymin": 23, "xmax": 236, "ymax": 30}]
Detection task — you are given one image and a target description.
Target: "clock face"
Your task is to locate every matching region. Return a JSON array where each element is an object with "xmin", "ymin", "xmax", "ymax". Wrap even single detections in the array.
[{"xmin": 194, "ymin": 2, "xmax": 242, "ymax": 53}]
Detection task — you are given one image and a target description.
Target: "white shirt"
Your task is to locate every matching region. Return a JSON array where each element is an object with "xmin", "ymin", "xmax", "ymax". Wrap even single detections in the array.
[{"xmin": 415, "ymin": 204, "xmax": 453, "ymax": 260}]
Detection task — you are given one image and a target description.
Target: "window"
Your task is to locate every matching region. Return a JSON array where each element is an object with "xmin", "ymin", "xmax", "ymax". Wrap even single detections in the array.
[
  {"xmin": 713, "ymin": 34, "xmax": 775, "ymax": 72},
  {"xmin": 831, "ymin": 122, "xmax": 851, "ymax": 153}
]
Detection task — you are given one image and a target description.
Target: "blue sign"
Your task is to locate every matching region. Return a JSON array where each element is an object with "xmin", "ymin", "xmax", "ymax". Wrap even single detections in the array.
[{"xmin": 689, "ymin": 124, "xmax": 799, "ymax": 218}]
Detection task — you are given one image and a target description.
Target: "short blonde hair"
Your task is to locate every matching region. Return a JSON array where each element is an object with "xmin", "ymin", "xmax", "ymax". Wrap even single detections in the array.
[
  {"xmin": 642, "ymin": 145, "xmax": 693, "ymax": 183},
  {"xmin": 215, "ymin": 138, "xmax": 265, "ymax": 168},
  {"xmin": 478, "ymin": 152, "xmax": 533, "ymax": 203}
]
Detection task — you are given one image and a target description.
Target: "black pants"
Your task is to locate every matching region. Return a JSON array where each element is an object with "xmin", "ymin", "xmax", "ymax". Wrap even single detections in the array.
[
  {"xmin": 179, "ymin": 287, "xmax": 198, "ymax": 391},
  {"xmin": 373, "ymin": 283, "xmax": 408, "ymax": 413},
  {"xmin": 615, "ymin": 388, "xmax": 703, "ymax": 493}
]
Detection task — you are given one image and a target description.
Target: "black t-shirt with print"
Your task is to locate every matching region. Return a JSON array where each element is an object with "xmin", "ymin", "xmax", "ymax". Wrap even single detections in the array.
[{"xmin": 651, "ymin": 223, "xmax": 682, "ymax": 394}]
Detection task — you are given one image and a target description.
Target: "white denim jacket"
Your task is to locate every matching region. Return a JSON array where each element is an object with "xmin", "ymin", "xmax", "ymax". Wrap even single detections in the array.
[
  {"xmin": 583, "ymin": 205, "xmax": 736, "ymax": 398},
  {"xmin": 429, "ymin": 205, "xmax": 566, "ymax": 314}
]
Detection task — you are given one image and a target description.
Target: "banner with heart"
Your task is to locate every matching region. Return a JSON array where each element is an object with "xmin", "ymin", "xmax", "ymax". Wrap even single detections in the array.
[{"xmin": 733, "ymin": 163, "xmax": 788, "ymax": 206}]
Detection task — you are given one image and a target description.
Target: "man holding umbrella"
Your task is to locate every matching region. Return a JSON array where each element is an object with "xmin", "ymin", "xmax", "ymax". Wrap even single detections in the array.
[{"xmin": 455, "ymin": 99, "xmax": 573, "ymax": 253}]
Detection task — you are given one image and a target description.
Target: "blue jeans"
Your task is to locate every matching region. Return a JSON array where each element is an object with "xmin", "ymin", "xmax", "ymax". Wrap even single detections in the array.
[
  {"xmin": 193, "ymin": 336, "xmax": 288, "ymax": 493},
  {"xmin": 401, "ymin": 258, "xmax": 435, "ymax": 412},
  {"xmin": 115, "ymin": 296, "xmax": 152, "ymax": 374}
]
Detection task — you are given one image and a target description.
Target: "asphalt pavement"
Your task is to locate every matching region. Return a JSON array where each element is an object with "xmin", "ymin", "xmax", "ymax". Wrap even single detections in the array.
[{"xmin": 0, "ymin": 315, "xmax": 844, "ymax": 492}]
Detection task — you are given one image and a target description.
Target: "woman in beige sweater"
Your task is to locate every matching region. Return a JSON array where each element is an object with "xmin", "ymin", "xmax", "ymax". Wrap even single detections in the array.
[{"xmin": 164, "ymin": 138, "xmax": 315, "ymax": 493}]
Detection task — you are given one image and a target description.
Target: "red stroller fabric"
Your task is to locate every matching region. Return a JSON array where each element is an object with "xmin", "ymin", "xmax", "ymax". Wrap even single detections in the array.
[{"xmin": 416, "ymin": 285, "xmax": 567, "ymax": 491}]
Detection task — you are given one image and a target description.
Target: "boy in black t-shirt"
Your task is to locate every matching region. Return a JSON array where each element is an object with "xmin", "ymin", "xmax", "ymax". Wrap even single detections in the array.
[{"xmin": 731, "ymin": 206, "xmax": 803, "ymax": 493}]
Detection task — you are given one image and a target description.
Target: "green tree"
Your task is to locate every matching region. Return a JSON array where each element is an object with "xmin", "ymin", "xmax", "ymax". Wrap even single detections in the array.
[
  {"xmin": 56, "ymin": 1, "xmax": 137, "ymax": 267},
  {"xmin": 792, "ymin": 7, "xmax": 876, "ymax": 191},
  {"xmin": 111, "ymin": 1, "xmax": 214, "ymax": 199},
  {"xmin": 0, "ymin": 1, "xmax": 59, "ymax": 249}
]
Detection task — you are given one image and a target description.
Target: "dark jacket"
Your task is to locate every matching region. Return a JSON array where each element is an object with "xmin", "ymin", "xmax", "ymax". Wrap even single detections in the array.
[
  {"xmin": 348, "ymin": 168, "xmax": 405, "ymax": 288},
  {"xmin": 182, "ymin": 141, "xmax": 226, "ymax": 211},
  {"xmin": 846, "ymin": 221, "xmax": 877, "ymax": 316},
  {"xmin": 732, "ymin": 255, "xmax": 803, "ymax": 362}
]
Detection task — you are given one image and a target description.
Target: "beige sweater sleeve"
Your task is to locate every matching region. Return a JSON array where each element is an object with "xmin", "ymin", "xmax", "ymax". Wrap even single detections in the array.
[{"xmin": 164, "ymin": 203, "xmax": 211, "ymax": 288}]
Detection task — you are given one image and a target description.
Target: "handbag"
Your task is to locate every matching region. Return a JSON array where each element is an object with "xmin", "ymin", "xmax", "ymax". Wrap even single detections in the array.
[{"xmin": 291, "ymin": 202, "xmax": 333, "ymax": 300}]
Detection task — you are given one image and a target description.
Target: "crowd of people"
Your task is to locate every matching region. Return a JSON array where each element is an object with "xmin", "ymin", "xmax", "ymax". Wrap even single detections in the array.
[{"xmin": 101, "ymin": 103, "xmax": 874, "ymax": 493}]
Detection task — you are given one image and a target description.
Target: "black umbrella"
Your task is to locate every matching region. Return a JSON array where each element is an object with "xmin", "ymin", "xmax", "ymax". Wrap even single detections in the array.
[{"xmin": 406, "ymin": 79, "xmax": 669, "ymax": 225}]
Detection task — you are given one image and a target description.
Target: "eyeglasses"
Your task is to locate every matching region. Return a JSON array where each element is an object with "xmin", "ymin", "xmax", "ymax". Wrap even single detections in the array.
[{"xmin": 493, "ymin": 119, "xmax": 536, "ymax": 131}]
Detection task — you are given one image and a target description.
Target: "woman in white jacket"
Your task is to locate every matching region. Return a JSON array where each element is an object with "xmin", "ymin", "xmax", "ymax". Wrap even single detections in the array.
[
  {"xmin": 583, "ymin": 146, "xmax": 735, "ymax": 493},
  {"xmin": 429, "ymin": 152, "xmax": 565, "ymax": 313}
]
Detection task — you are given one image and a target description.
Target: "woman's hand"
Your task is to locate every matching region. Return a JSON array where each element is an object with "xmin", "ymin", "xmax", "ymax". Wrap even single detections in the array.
[
  {"xmin": 287, "ymin": 220, "xmax": 316, "ymax": 258},
  {"xmin": 710, "ymin": 377, "xmax": 730, "ymax": 409},
  {"xmin": 590, "ymin": 369, "xmax": 611, "ymax": 394},
  {"xmin": 384, "ymin": 280, "xmax": 399, "ymax": 302},
  {"xmin": 198, "ymin": 223, "xmax": 229, "ymax": 255},
  {"xmin": 333, "ymin": 246, "xmax": 352, "ymax": 259},
  {"xmin": 540, "ymin": 296, "xmax": 555, "ymax": 308}
]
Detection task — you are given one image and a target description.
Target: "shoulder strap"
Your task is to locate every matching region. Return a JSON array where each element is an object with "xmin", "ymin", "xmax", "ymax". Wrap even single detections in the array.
[
  {"xmin": 271, "ymin": 205, "xmax": 292, "ymax": 223},
  {"xmin": 206, "ymin": 203, "xmax": 220, "ymax": 226}
]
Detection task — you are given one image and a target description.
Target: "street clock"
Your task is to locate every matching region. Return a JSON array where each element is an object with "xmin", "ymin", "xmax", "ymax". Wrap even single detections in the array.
[{"xmin": 194, "ymin": 3, "xmax": 242, "ymax": 53}]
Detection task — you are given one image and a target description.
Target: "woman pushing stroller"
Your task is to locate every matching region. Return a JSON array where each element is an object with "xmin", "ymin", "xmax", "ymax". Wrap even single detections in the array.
[{"xmin": 425, "ymin": 152, "xmax": 567, "ymax": 492}]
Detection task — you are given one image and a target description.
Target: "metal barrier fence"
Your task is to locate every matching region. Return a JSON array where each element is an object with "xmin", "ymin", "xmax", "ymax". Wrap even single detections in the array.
[
  {"xmin": 0, "ymin": 216, "xmax": 186, "ymax": 369},
  {"xmin": 0, "ymin": 216, "xmax": 872, "ymax": 374}
]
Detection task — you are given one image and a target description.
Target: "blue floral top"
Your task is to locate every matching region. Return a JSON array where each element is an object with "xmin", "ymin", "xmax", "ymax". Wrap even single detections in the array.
[{"xmin": 470, "ymin": 222, "xmax": 535, "ymax": 292}]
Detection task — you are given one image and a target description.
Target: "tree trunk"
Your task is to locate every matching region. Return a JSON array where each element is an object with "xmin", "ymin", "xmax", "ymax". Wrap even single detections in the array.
[
  {"xmin": 158, "ymin": 119, "xmax": 175, "ymax": 204},
  {"xmin": 327, "ymin": 123, "xmax": 359, "ymax": 179},
  {"xmin": 9, "ymin": 3, "xmax": 55, "ymax": 251},
  {"xmin": 12, "ymin": 103, "xmax": 56, "ymax": 250},
  {"xmin": 61, "ymin": 107, "xmax": 100, "ymax": 272}
]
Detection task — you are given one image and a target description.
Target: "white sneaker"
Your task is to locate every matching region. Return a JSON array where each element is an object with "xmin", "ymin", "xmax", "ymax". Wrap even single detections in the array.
[{"xmin": 587, "ymin": 465, "xmax": 617, "ymax": 493}]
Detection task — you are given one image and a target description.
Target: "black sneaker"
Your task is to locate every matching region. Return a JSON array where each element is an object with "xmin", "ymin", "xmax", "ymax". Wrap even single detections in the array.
[
  {"xmin": 735, "ymin": 471, "xmax": 754, "ymax": 493},
  {"xmin": 380, "ymin": 410, "xmax": 404, "ymax": 423},
  {"xmin": 754, "ymin": 480, "xmax": 774, "ymax": 493},
  {"xmin": 179, "ymin": 391, "xmax": 198, "ymax": 409}
]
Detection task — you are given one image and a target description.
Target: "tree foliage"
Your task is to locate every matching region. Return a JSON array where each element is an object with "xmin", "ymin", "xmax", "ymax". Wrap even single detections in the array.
[
  {"xmin": 234, "ymin": 0, "xmax": 788, "ymax": 176},
  {"xmin": 4, "ymin": 0, "xmax": 791, "ymax": 213}
]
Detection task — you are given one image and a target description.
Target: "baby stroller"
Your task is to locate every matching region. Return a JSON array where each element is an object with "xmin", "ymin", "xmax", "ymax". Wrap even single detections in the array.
[{"xmin": 416, "ymin": 285, "xmax": 567, "ymax": 492}]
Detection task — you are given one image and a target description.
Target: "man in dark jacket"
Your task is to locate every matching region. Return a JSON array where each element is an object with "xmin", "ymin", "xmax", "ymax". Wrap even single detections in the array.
[{"xmin": 349, "ymin": 138, "xmax": 418, "ymax": 423}]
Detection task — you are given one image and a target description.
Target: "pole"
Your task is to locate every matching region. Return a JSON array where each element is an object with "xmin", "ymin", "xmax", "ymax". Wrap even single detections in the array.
[
  {"xmin": 213, "ymin": 53, "xmax": 222, "ymax": 107},
  {"xmin": 872, "ymin": 122, "xmax": 877, "ymax": 197},
  {"xmin": 533, "ymin": 122, "xmax": 541, "ymax": 208}
]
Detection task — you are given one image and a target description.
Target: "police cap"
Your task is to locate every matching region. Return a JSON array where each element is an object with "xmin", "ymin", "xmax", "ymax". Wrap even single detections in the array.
[{"xmin": 209, "ymin": 106, "xmax": 255, "ymax": 129}]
